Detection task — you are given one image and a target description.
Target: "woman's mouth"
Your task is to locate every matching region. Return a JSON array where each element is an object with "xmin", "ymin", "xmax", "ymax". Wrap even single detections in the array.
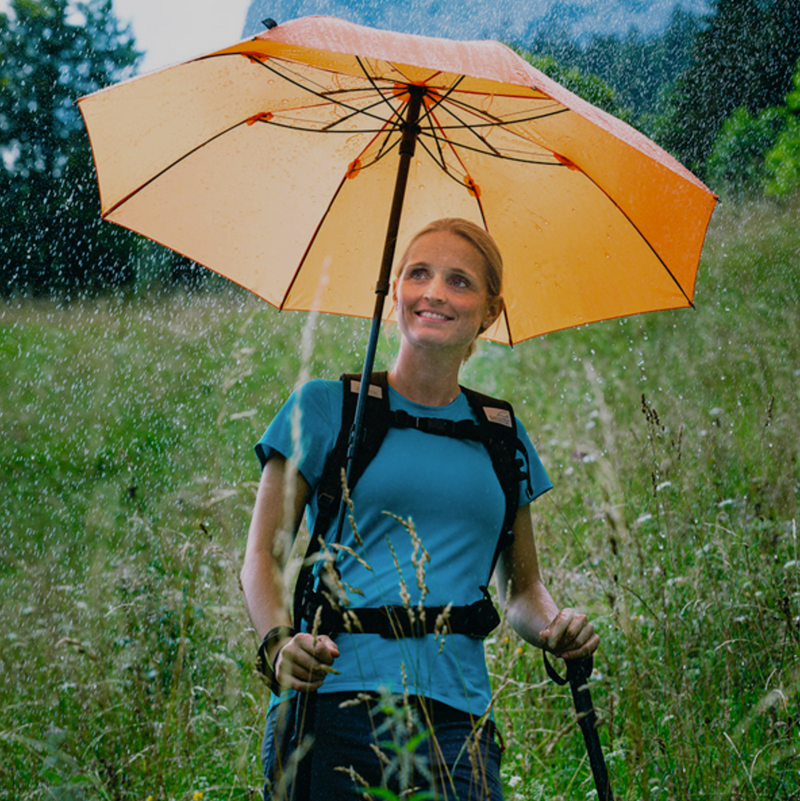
[{"xmin": 416, "ymin": 310, "xmax": 452, "ymax": 321}]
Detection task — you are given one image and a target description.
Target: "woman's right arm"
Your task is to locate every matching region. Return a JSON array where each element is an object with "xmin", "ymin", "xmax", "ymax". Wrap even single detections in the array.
[{"xmin": 241, "ymin": 453, "xmax": 339, "ymax": 692}]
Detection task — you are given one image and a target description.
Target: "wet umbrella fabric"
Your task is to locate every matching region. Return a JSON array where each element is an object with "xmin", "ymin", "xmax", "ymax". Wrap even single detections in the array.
[{"xmin": 77, "ymin": 15, "xmax": 717, "ymax": 345}]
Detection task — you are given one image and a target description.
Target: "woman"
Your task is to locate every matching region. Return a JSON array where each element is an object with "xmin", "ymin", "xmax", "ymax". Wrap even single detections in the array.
[{"xmin": 242, "ymin": 218, "xmax": 600, "ymax": 800}]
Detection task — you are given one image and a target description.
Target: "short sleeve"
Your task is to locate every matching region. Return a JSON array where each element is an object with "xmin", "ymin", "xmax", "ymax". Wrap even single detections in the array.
[
  {"xmin": 515, "ymin": 417, "xmax": 553, "ymax": 506},
  {"xmin": 254, "ymin": 379, "xmax": 342, "ymax": 490}
]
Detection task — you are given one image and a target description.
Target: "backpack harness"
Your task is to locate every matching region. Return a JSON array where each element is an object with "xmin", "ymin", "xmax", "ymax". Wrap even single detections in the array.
[{"xmin": 292, "ymin": 371, "xmax": 533, "ymax": 641}]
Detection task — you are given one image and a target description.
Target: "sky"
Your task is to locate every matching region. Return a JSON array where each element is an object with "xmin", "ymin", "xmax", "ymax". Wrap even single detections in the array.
[
  {"xmin": 112, "ymin": 0, "xmax": 254, "ymax": 72},
  {"xmin": 0, "ymin": 0, "xmax": 254, "ymax": 73}
]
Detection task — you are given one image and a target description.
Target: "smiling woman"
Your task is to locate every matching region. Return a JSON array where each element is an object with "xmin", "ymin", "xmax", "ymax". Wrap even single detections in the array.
[
  {"xmin": 240, "ymin": 218, "xmax": 601, "ymax": 801},
  {"xmin": 392, "ymin": 218, "xmax": 505, "ymax": 364}
]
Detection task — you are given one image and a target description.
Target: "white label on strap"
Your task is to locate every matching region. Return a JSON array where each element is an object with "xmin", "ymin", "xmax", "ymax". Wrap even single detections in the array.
[
  {"xmin": 484, "ymin": 407, "xmax": 513, "ymax": 427},
  {"xmin": 350, "ymin": 380, "xmax": 383, "ymax": 399}
]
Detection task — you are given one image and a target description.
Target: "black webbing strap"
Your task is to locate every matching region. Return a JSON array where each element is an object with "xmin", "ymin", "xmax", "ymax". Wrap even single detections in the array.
[
  {"xmin": 460, "ymin": 386, "xmax": 527, "ymax": 578},
  {"xmin": 301, "ymin": 586, "xmax": 500, "ymax": 640},
  {"xmin": 291, "ymin": 373, "xmax": 390, "ymax": 630}
]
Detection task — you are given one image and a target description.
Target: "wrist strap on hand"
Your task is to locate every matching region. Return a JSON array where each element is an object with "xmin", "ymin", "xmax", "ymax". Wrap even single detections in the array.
[{"xmin": 256, "ymin": 626, "xmax": 296, "ymax": 695}]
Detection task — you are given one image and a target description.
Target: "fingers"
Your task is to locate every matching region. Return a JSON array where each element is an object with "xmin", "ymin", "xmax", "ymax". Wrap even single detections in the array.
[
  {"xmin": 274, "ymin": 632, "xmax": 341, "ymax": 693},
  {"xmin": 540, "ymin": 608, "xmax": 600, "ymax": 660}
]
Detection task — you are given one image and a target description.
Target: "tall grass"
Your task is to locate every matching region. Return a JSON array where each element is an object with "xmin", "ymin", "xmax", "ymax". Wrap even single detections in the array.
[{"xmin": 1, "ymin": 195, "xmax": 799, "ymax": 799}]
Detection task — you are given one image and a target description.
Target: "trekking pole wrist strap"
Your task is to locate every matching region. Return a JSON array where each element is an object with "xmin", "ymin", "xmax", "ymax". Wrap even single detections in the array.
[{"xmin": 256, "ymin": 625, "xmax": 297, "ymax": 694}]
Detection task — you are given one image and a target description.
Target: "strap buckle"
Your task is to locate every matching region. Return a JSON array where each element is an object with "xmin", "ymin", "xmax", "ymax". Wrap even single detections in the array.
[{"xmin": 423, "ymin": 417, "xmax": 455, "ymax": 435}]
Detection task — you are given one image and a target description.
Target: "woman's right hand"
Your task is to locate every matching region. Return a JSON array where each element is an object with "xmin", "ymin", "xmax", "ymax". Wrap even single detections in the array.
[{"xmin": 273, "ymin": 633, "xmax": 341, "ymax": 692}]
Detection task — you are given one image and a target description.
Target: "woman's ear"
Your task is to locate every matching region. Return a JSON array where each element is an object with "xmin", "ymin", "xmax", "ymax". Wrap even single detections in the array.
[{"xmin": 482, "ymin": 295, "xmax": 504, "ymax": 331}]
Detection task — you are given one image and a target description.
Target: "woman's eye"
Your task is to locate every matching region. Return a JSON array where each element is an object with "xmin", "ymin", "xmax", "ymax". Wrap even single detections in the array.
[{"xmin": 451, "ymin": 275, "xmax": 470, "ymax": 288}]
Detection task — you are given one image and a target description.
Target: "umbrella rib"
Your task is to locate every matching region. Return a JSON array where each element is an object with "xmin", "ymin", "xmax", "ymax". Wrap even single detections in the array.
[
  {"xmin": 415, "ymin": 137, "xmax": 462, "ymax": 183},
  {"xmin": 216, "ymin": 50, "xmax": 339, "ymax": 98},
  {"xmin": 443, "ymin": 103, "xmax": 576, "ymax": 155},
  {"xmin": 102, "ymin": 119, "xmax": 250, "ymax": 217},
  {"xmin": 416, "ymin": 74, "xmax": 467, "ymax": 124},
  {"xmin": 256, "ymin": 119, "xmax": 391, "ymax": 135},
  {"xmin": 427, "ymin": 95, "xmax": 571, "ymax": 155},
  {"xmin": 253, "ymin": 53, "xmax": 345, "ymax": 98},
  {"xmin": 356, "ymin": 56, "xmax": 408, "ymax": 118},
  {"xmin": 348, "ymin": 58, "xmax": 417, "ymax": 154},
  {"xmin": 249, "ymin": 56, "xmax": 395, "ymax": 126},
  {"xmin": 322, "ymin": 85, "xmax": 396, "ymax": 97},
  {"xmin": 370, "ymin": 131, "xmax": 404, "ymax": 166},
  {"xmin": 419, "ymin": 109, "xmax": 474, "ymax": 180},
  {"xmin": 279, "ymin": 172, "xmax": 351, "ymax": 311},
  {"xmin": 321, "ymin": 94, "xmax": 403, "ymax": 133},
  {"xmin": 499, "ymin": 304, "xmax": 514, "ymax": 347},
  {"xmin": 419, "ymin": 131, "xmax": 565, "ymax": 165},
  {"xmin": 420, "ymin": 119, "xmax": 447, "ymax": 173},
  {"xmin": 427, "ymin": 98, "xmax": 505, "ymax": 158},
  {"xmin": 414, "ymin": 135, "xmax": 492, "ymax": 240},
  {"xmin": 439, "ymin": 102, "xmax": 568, "ymax": 129},
  {"xmin": 580, "ymin": 172, "xmax": 695, "ymax": 307}
]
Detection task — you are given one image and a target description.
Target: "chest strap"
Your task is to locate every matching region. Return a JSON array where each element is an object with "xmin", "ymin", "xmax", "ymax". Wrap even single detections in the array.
[{"xmin": 300, "ymin": 585, "xmax": 500, "ymax": 640}]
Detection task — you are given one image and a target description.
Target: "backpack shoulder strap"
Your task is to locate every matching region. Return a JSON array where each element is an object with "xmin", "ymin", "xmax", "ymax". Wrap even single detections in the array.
[
  {"xmin": 292, "ymin": 371, "xmax": 390, "ymax": 628},
  {"xmin": 460, "ymin": 385, "xmax": 531, "ymax": 578},
  {"xmin": 312, "ymin": 371, "xmax": 391, "ymax": 525}
]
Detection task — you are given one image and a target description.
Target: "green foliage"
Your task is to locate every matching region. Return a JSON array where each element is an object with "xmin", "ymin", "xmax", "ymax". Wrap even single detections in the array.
[
  {"xmin": 763, "ymin": 61, "xmax": 800, "ymax": 197},
  {"xmin": 0, "ymin": 0, "xmax": 142, "ymax": 295},
  {"xmin": 658, "ymin": 0, "xmax": 800, "ymax": 175},
  {"xmin": 0, "ymin": 0, "xmax": 203, "ymax": 296},
  {"xmin": 528, "ymin": 7, "xmax": 700, "ymax": 124},
  {"xmin": 706, "ymin": 57, "xmax": 800, "ymax": 200},
  {"xmin": 706, "ymin": 106, "xmax": 787, "ymax": 198},
  {"xmin": 2, "ymin": 199, "xmax": 800, "ymax": 798},
  {"xmin": 513, "ymin": 48, "xmax": 631, "ymax": 122}
]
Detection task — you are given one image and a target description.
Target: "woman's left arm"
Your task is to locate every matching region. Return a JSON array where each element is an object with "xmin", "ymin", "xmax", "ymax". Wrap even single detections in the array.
[{"xmin": 496, "ymin": 505, "xmax": 600, "ymax": 660}]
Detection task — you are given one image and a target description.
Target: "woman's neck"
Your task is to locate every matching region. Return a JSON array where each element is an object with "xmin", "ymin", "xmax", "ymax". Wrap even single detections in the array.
[{"xmin": 388, "ymin": 344, "xmax": 465, "ymax": 406}]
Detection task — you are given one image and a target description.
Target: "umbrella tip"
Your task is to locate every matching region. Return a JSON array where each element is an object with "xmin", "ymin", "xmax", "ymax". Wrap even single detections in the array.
[{"xmin": 261, "ymin": 18, "xmax": 278, "ymax": 30}]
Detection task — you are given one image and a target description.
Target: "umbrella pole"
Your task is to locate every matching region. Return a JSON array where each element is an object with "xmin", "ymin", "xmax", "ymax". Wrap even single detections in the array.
[
  {"xmin": 291, "ymin": 87, "xmax": 424, "ymax": 801},
  {"xmin": 332, "ymin": 84, "xmax": 424, "ymax": 547}
]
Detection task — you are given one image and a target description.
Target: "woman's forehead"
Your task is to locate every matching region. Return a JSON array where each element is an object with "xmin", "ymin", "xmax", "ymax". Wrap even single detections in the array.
[{"xmin": 403, "ymin": 230, "xmax": 486, "ymax": 271}]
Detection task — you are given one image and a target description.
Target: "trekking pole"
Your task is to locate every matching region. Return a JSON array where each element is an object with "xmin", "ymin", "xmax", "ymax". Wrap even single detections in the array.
[{"xmin": 543, "ymin": 653, "xmax": 613, "ymax": 801}]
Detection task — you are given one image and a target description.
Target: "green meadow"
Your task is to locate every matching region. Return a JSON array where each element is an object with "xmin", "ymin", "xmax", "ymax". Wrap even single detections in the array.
[{"xmin": 1, "ymin": 196, "xmax": 799, "ymax": 800}]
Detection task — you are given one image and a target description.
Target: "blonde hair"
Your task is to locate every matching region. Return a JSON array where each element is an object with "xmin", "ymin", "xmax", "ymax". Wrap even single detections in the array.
[{"xmin": 395, "ymin": 218, "xmax": 504, "ymax": 359}]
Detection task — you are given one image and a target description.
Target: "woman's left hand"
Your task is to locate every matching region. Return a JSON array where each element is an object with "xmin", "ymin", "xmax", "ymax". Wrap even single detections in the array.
[{"xmin": 540, "ymin": 608, "xmax": 600, "ymax": 660}]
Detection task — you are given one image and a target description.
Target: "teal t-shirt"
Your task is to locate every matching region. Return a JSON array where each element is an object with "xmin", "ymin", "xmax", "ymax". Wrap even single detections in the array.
[{"xmin": 255, "ymin": 379, "xmax": 552, "ymax": 716}]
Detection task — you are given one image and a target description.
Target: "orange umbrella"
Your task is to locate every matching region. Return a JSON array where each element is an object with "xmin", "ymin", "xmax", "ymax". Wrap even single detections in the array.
[{"xmin": 78, "ymin": 15, "xmax": 717, "ymax": 347}]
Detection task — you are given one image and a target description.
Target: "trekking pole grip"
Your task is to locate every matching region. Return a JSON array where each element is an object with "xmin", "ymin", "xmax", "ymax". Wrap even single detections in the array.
[
  {"xmin": 543, "ymin": 651, "xmax": 614, "ymax": 801},
  {"xmin": 542, "ymin": 650, "xmax": 594, "ymax": 686}
]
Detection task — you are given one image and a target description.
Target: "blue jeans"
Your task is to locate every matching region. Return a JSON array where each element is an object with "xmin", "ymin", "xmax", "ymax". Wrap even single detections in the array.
[{"xmin": 262, "ymin": 692, "xmax": 504, "ymax": 800}]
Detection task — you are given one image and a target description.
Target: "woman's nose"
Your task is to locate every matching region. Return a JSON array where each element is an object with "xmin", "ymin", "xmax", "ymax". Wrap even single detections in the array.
[{"xmin": 423, "ymin": 275, "xmax": 446, "ymax": 302}]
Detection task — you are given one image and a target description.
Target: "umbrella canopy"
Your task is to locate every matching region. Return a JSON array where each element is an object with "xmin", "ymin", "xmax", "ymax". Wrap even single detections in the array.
[{"xmin": 78, "ymin": 15, "xmax": 717, "ymax": 344}]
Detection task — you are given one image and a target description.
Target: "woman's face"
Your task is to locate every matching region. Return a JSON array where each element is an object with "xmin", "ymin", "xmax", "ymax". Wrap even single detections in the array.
[{"xmin": 392, "ymin": 230, "xmax": 502, "ymax": 355}]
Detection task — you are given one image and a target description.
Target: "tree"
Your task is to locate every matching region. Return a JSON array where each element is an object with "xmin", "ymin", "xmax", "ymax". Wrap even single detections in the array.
[
  {"xmin": 0, "ymin": 0, "xmax": 141, "ymax": 295},
  {"xmin": 764, "ymin": 59, "xmax": 800, "ymax": 197},
  {"xmin": 514, "ymin": 48, "xmax": 632, "ymax": 124},
  {"xmin": 705, "ymin": 106, "xmax": 787, "ymax": 198},
  {"xmin": 526, "ymin": 7, "xmax": 700, "ymax": 129},
  {"xmin": 657, "ymin": 0, "xmax": 800, "ymax": 175}
]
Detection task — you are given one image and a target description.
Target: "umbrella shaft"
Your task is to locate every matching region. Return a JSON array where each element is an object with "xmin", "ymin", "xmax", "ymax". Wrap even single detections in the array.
[
  {"xmin": 333, "ymin": 87, "xmax": 424, "ymax": 546},
  {"xmin": 376, "ymin": 85, "xmax": 424, "ymax": 297}
]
